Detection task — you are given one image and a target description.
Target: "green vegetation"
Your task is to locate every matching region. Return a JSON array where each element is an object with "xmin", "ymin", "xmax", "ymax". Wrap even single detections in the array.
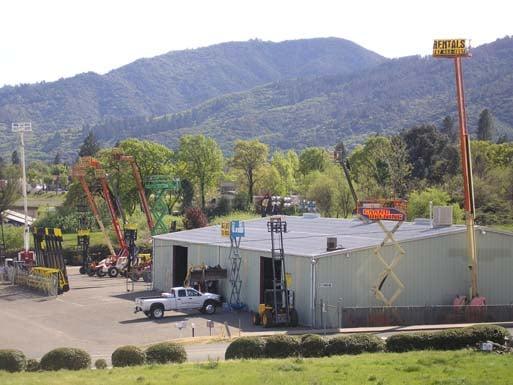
[
  {"xmin": 39, "ymin": 348, "xmax": 91, "ymax": 371},
  {"xmin": 0, "ymin": 38, "xmax": 384, "ymax": 163},
  {"xmin": 1, "ymin": 351, "xmax": 513, "ymax": 385}
]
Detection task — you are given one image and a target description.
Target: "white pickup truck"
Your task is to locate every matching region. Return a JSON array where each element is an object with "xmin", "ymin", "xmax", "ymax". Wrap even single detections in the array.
[{"xmin": 134, "ymin": 287, "xmax": 221, "ymax": 319}]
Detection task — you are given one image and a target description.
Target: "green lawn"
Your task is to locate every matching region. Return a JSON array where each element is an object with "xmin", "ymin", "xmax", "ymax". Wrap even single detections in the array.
[
  {"xmin": 1, "ymin": 351, "xmax": 512, "ymax": 385},
  {"xmin": 14, "ymin": 192, "xmax": 66, "ymax": 208},
  {"xmin": 61, "ymin": 231, "xmax": 107, "ymax": 249}
]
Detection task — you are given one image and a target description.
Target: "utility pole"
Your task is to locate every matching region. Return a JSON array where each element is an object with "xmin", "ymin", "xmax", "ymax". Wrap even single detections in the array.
[{"xmin": 12, "ymin": 122, "xmax": 32, "ymax": 252}]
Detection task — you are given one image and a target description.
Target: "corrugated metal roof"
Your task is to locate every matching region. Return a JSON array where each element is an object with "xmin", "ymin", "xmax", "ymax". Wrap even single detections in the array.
[{"xmin": 153, "ymin": 216, "xmax": 468, "ymax": 257}]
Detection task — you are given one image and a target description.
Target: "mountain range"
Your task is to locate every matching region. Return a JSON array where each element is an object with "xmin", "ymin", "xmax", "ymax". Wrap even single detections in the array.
[{"xmin": 1, "ymin": 36, "xmax": 512, "ymax": 161}]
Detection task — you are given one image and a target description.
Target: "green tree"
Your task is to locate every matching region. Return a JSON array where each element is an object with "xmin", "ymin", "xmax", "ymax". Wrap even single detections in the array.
[
  {"xmin": 407, "ymin": 187, "xmax": 463, "ymax": 222},
  {"xmin": 11, "ymin": 150, "xmax": 19, "ymax": 165},
  {"xmin": 298, "ymin": 147, "xmax": 330, "ymax": 176},
  {"xmin": 231, "ymin": 140, "xmax": 269, "ymax": 204},
  {"xmin": 99, "ymin": 139, "xmax": 175, "ymax": 216},
  {"xmin": 53, "ymin": 153, "xmax": 61, "ymax": 165},
  {"xmin": 388, "ymin": 136, "xmax": 412, "ymax": 198},
  {"xmin": 179, "ymin": 135, "xmax": 223, "ymax": 209},
  {"xmin": 270, "ymin": 150, "xmax": 299, "ymax": 196},
  {"xmin": 477, "ymin": 109, "xmax": 494, "ymax": 141},
  {"xmin": 79, "ymin": 131, "xmax": 100, "ymax": 157},
  {"xmin": 443, "ymin": 115, "xmax": 458, "ymax": 143},
  {"xmin": 0, "ymin": 166, "xmax": 21, "ymax": 248}
]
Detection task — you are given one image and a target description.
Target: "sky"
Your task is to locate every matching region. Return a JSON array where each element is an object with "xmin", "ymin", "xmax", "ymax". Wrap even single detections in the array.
[{"xmin": 0, "ymin": 0, "xmax": 511, "ymax": 87}]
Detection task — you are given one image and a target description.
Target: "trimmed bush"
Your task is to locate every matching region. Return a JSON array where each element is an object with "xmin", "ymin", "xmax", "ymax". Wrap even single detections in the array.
[
  {"xmin": 326, "ymin": 334, "xmax": 385, "ymax": 356},
  {"xmin": 264, "ymin": 335, "xmax": 300, "ymax": 358},
  {"xmin": 145, "ymin": 342, "xmax": 187, "ymax": 364},
  {"xmin": 26, "ymin": 359, "xmax": 40, "ymax": 372},
  {"xmin": 111, "ymin": 345, "xmax": 145, "ymax": 367},
  {"xmin": 0, "ymin": 349, "xmax": 26, "ymax": 373},
  {"xmin": 225, "ymin": 337, "xmax": 266, "ymax": 360},
  {"xmin": 94, "ymin": 359, "xmax": 108, "ymax": 369},
  {"xmin": 40, "ymin": 348, "xmax": 91, "ymax": 371},
  {"xmin": 386, "ymin": 325, "xmax": 510, "ymax": 352},
  {"xmin": 300, "ymin": 334, "xmax": 327, "ymax": 357}
]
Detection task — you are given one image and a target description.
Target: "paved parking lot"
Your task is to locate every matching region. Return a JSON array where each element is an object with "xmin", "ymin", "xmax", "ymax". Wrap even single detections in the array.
[{"xmin": 0, "ymin": 267, "xmax": 254, "ymax": 360}]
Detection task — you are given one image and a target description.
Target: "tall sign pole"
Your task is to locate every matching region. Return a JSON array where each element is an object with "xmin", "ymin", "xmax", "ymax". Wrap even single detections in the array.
[
  {"xmin": 12, "ymin": 122, "xmax": 32, "ymax": 252},
  {"xmin": 433, "ymin": 39, "xmax": 478, "ymax": 299}
]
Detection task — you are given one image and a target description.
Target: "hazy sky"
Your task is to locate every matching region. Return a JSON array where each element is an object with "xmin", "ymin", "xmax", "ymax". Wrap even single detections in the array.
[{"xmin": 0, "ymin": 0, "xmax": 511, "ymax": 87}]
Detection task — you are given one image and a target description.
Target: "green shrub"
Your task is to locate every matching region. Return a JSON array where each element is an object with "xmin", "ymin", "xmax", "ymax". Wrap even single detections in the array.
[
  {"xmin": 264, "ymin": 335, "xmax": 300, "ymax": 358},
  {"xmin": 94, "ymin": 359, "xmax": 108, "ymax": 369},
  {"xmin": 26, "ymin": 358, "xmax": 40, "ymax": 372},
  {"xmin": 326, "ymin": 334, "xmax": 385, "ymax": 356},
  {"xmin": 111, "ymin": 345, "xmax": 145, "ymax": 367},
  {"xmin": 300, "ymin": 334, "xmax": 327, "ymax": 357},
  {"xmin": 386, "ymin": 325, "xmax": 510, "ymax": 352},
  {"xmin": 145, "ymin": 342, "xmax": 187, "ymax": 364},
  {"xmin": 0, "ymin": 349, "xmax": 26, "ymax": 372},
  {"xmin": 225, "ymin": 337, "xmax": 266, "ymax": 360},
  {"xmin": 40, "ymin": 347, "xmax": 91, "ymax": 371}
]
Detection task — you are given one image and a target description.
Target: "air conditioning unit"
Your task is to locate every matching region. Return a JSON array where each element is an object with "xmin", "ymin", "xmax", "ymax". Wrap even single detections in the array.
[{"xmin": 433, "ymin": 206, "xmax": 453, "ymax": 227}]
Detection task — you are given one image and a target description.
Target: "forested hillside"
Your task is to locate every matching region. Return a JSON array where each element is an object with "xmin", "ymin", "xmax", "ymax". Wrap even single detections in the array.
[
  {"xmin": 2, "ymin": 36, "xmax": 513, "ymax": 161},
  {"xmin": 91, "ymin": 37, "xmax": 513, "ymax": 153}
]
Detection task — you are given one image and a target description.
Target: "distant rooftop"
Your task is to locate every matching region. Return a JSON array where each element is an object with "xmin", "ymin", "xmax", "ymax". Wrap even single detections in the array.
[{"xmin": 154, "ymin": 215, "xmax": 467, "ymax": 258}]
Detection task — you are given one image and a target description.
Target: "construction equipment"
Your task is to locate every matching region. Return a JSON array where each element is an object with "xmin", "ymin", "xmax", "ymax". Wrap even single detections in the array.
[
  {"xmin": 77, "ymin": 229, "xmax": 91, "ymax": 275},
  {"xmin": 334, "ymin": 143, "xmax": 359, "ymax": 213},
  {"xmin": 183, "ymin": 263, "xmax": 227, "ymax": 293},
  {"xmin": 252, "ymin": 217, "xmax": 298, "ymax": 328},
  {"xmin": 433, "ymin": 39, "xmax": 483, "ymax": 303},
  {"xmin": 145, "ymin": 175, "xmax": 180, "ymax": 235},
  {"xmin": 71, "ymin": 162, "xmax": 116, "ymax": 257},
  {"xmin": 110, "ymin": 150, "xmax": 155, "ymax": 234},
  {"xmin": 31, "ymin": 227, "xmax": 69, "ymax": 293},
  {"xmin": 222, "ymin": 220, "xmax": 245, "ymax": 308},
  {"xmin": 127, "ymin": 253, "xmax": 152, "ymax": 282}
]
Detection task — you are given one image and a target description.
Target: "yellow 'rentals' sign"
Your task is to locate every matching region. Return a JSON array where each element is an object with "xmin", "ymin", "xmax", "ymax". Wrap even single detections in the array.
[{"xmin": 433, "ymin": 39, "xmax": 470, "ymax": 57}]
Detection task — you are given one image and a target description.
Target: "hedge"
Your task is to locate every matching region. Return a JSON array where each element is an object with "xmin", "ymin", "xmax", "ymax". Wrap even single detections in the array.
[
  {"xmin": 300, "ymin": 334, "xmax": 327, "ymax": 357},
  {"xmin": 94, "ymin": 359, "xmax": 108, "ymax": 369},
  {"xmin": 40, "ymin": 348, "xmax": 91, "ymax": 371},
  {"xmin": 326, "ymin": 334, "xmax": 385, "ymax": 356},
  {"xmin": 26, "ymin": 359, "xmax": 40, "ymax": 372},
  {"xmin": 386, "ymin": 325, "xmax": 510, "ymax": 352},
  {"xmin": 111, "ymin": 345, "xmax": 145, "ymax": 367},
  {"xmin": 264, "ymin": 335, "xmax": 300, "ymax": 358},
  {"xmin": 145, "ymin": 342, "xmax": 187, "ymax": 364},
  {"xmin": 0, "ymin": 350, "xmax": 26, "ymax": 373},
  {"xmin": 225, "ymin": 337, "xmax": 266, "ymax": 360}
]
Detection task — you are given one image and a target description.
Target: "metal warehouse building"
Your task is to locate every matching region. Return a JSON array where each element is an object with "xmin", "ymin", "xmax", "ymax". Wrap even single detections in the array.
[{"xmin": 152, "ymin": 215, "xmax": 513, "ymax": 327}]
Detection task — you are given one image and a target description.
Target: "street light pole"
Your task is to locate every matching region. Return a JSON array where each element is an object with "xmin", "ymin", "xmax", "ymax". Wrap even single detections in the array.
[{"xmin": 12, "ymin": 122, "xmax": 32, "ymax": 252}]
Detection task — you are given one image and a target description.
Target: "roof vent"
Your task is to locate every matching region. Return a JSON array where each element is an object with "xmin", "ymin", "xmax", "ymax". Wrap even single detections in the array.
[
  {"xmin": 433, "ymin": 206, "xmax": 453, "ymax": 227},
  {"xmin": 327, "ymin": 237, "xmax": 338, "ymax": 251}
]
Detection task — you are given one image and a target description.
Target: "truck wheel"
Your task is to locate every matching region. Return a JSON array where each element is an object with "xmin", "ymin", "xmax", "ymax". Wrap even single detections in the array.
[
  {"xmin": 108, "ymin": 266, "xmax": 119, "ymax": 278},
  {"xmin": 202, "ymin": 300, "xmax": 217, "ymax": 315},
  {"xmin": 289, "ymin": 309, "xmax": 299, "ymax": 327},
  {"xmin": 96, "ymin": 268, "xmax": 106, "ymax": 278},
  {"xmin": 252, "ymin": 311, "xmax": 261, "ymax": 326},
  {"xmin": 150, "ymin": 304, "xmax": 164, "ymax": 319},
  {"xmin": 79, "ymin": 267, "xmax": 86, "ymax": 275},
  {"xmin": 262, "ymin": 310, "xmax": 273, "ymax": 328},
  {"xmin": 86, "ymin": 268, "xmax": 95, "ymax": 277}
]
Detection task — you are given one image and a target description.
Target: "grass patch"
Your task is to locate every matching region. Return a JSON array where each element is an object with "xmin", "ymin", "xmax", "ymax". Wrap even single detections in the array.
[
  {"xmin": 62, "ymin": 232, "xmax": 106, "ymax": 249},
  {"xmin": 209, "ymin": 211, "xmax": 260, "ymax": 225},
  {"xmin": 0, "ymin": 351, "xmax": 511, "ymax": 385}
]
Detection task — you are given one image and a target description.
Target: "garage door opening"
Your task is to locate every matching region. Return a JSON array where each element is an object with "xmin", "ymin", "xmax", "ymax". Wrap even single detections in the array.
[
  {"xmin": 173, "ymin": 246, "xmax": 188, "ymax": 286},
  {"xmin": 260, "ymin": 256, "xmax": 282, "ymax": 304}
]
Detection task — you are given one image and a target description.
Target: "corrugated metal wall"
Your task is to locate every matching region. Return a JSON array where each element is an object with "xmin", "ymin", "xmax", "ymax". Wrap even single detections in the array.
[
  {"xmin": 314, "ymin": 230, "xmax": 513, "ymax": 328},
  {"xmin": 153, "ymin": 229, "xmax": 513, "ymax": 328}
]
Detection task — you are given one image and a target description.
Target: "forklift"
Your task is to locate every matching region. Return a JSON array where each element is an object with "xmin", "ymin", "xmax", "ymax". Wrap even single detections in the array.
[{"xmin": 252, "ymin": 217, "xmax": 298, "ymax": 328}]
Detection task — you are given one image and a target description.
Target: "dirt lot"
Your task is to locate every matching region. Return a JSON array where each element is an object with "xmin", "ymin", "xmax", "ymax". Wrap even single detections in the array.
[{"xmin": 0, "ymin": 267, "xmax": 253, "ymax": 360}]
